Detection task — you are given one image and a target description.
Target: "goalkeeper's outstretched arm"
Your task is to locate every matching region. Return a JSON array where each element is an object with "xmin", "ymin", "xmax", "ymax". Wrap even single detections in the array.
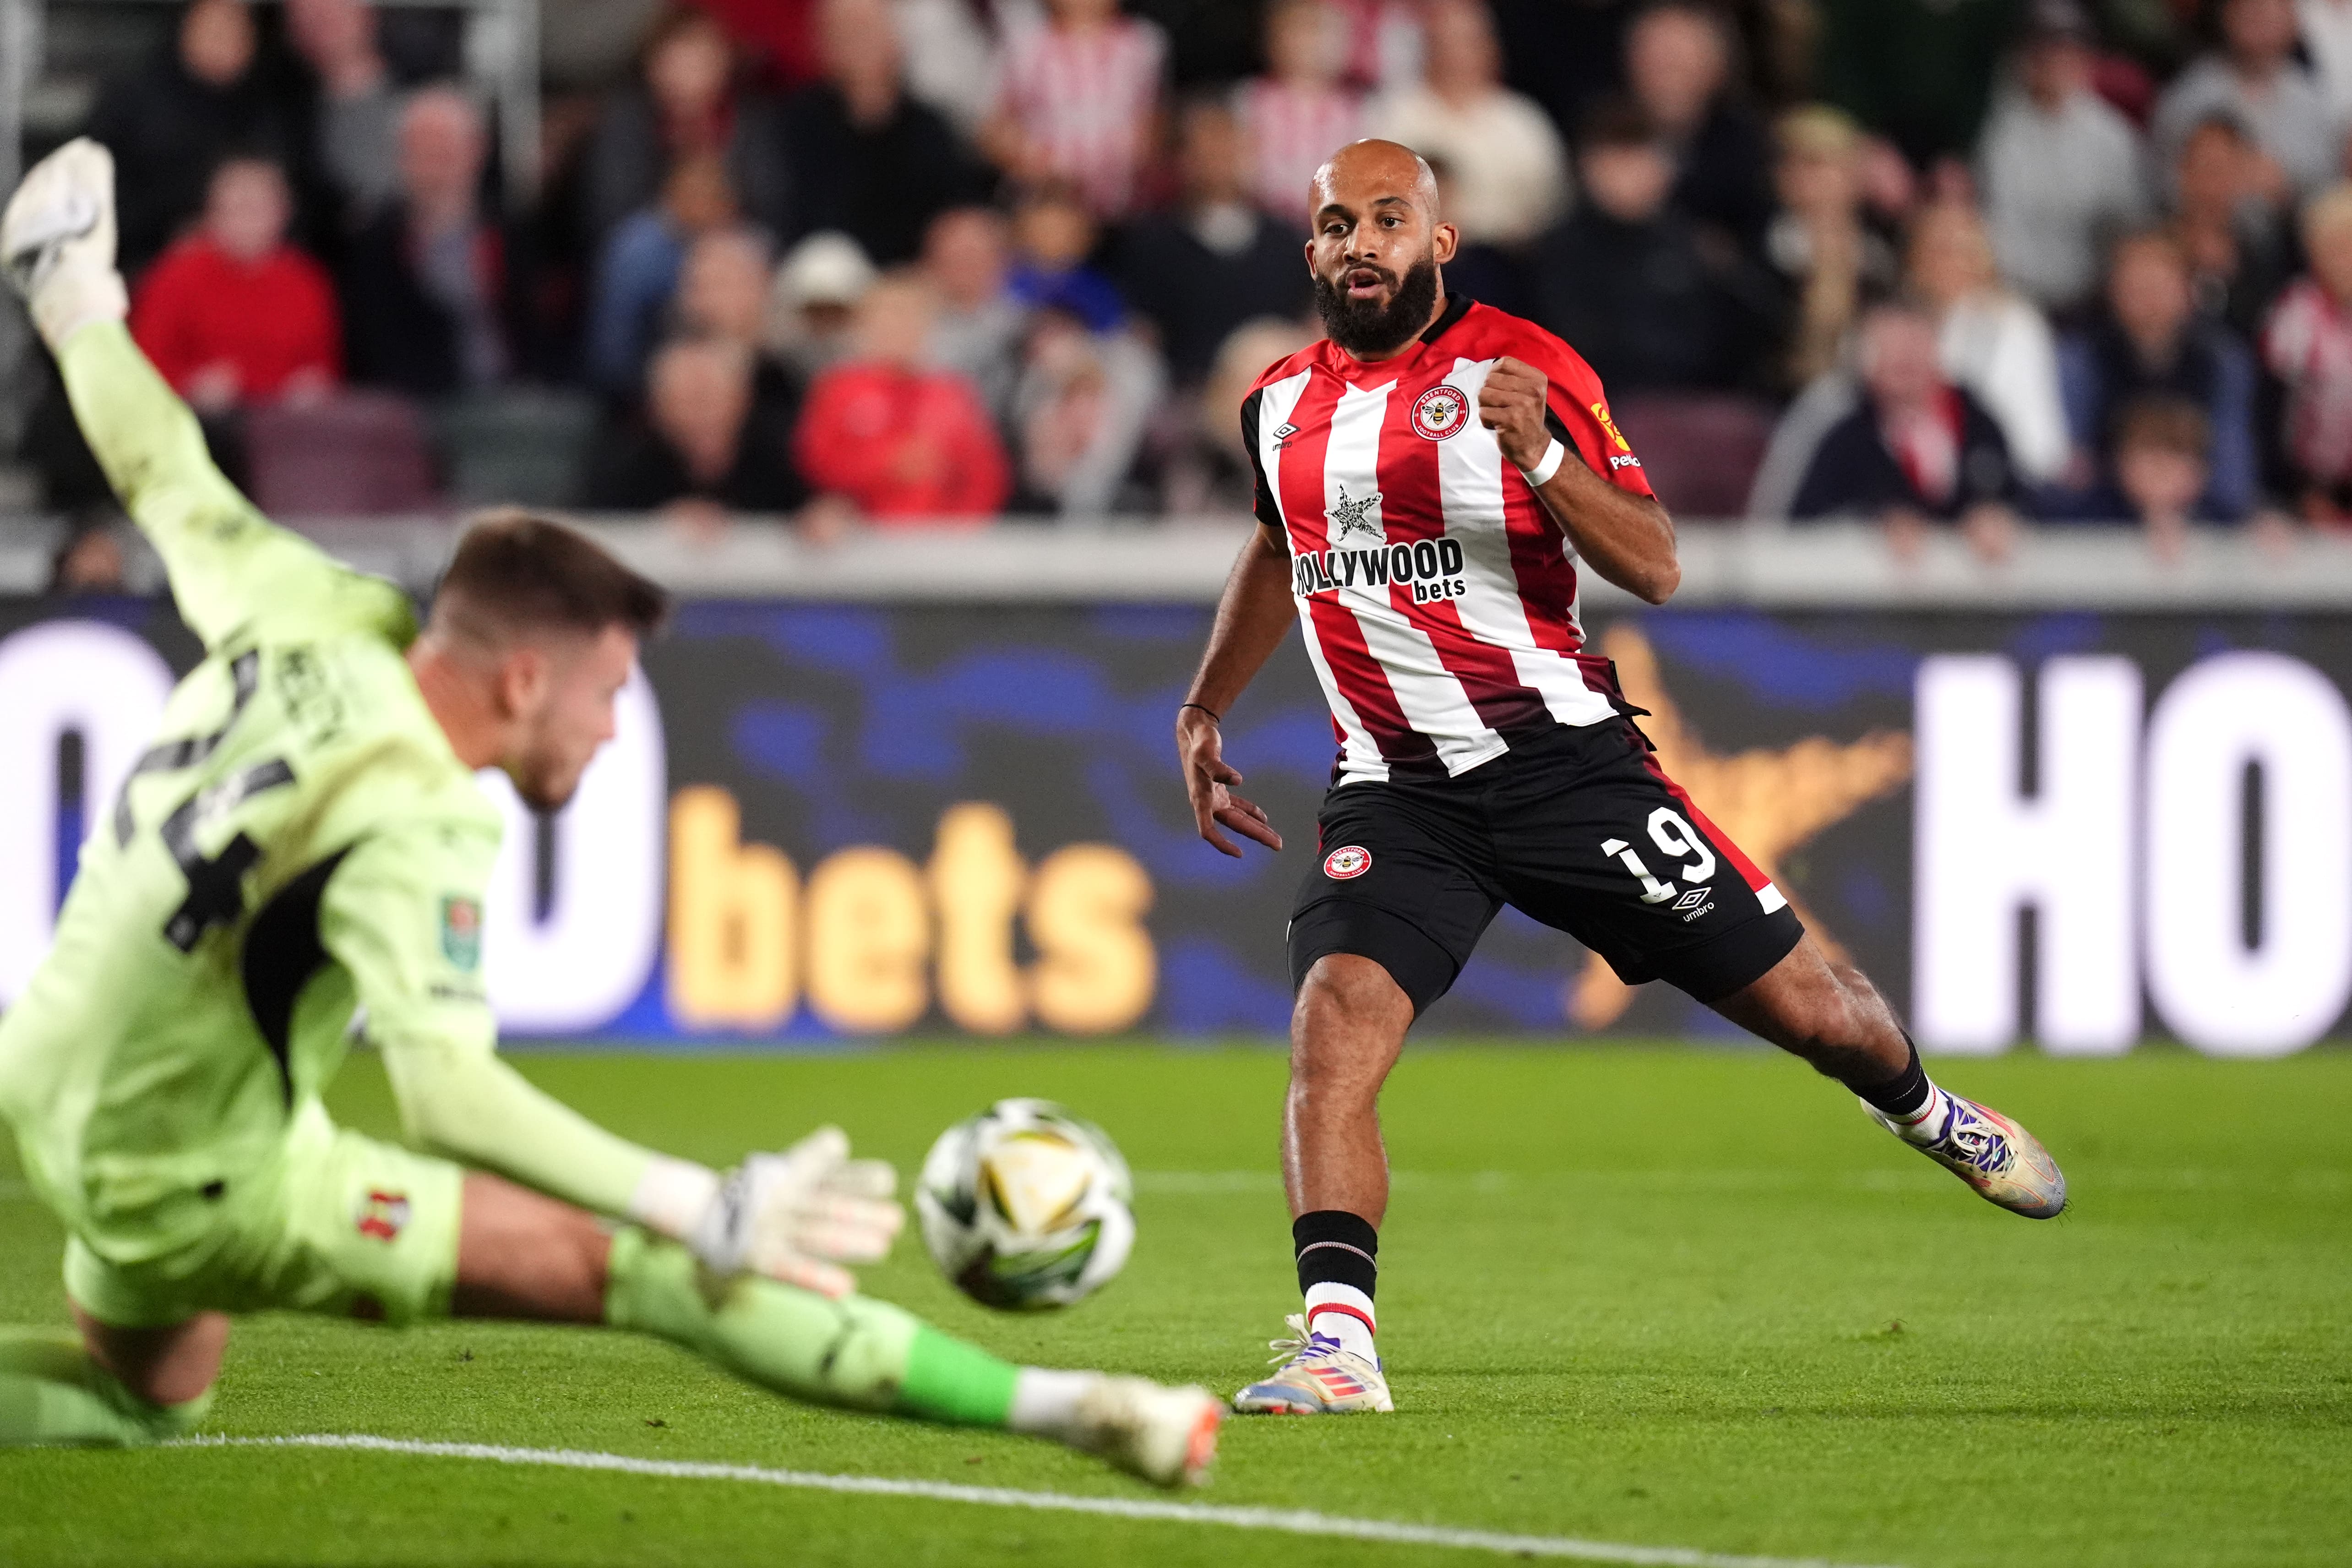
[{"xmin": 4, "ymin": 139, "xmax": 370, "ymax": 653}]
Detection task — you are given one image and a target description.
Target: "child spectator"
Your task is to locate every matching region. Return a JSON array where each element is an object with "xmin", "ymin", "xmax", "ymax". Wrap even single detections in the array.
[
  {"xmin": 87, "ymin": 0, "xmax": 313, "ymax": 275},
  {"xmin": 1765, "ymin": 105, "xmax": 1900, "ymax": 393},
  {"xmin": 795, "ymin": 274, "xmax": 1012, "ymax": 524},
  {"xmin": 1976, "ymin": 0, "xmax": 2150, "ymax": 314},
  {"xmin": 583, "ymin": 152, "xmax": 740, "ymax": 400},
  {"xmin": 2070, "ymin": 397, "xmax": 2216, "ymax": 559},
  {"xmin": 341, "ymin": 87, "xmax": 515, "ymax": 398},
  {"xmin": 1117, "ymin": 99, "xmax": 1312, "ymax": 387},
  {"xmin": 2057, "ymin": 231, "xmax": 2258, "ymax": 521},
  {"xmin": 1234, "ymin": 0, "xmax": 1364, "ymax": 224},
  {"xmin": 1791, "ymin": 298, "xmax": 2024, "ymax": 562},
  {"xmin": 1531, "ymin": 99, "xmax": 1776, "ymax": 392},
  {"xmin": 922, "ymin": 207, "xmax": 1027, "ymax": 427},
  {"xmin": 581, "ymin": 6, "xmax": 791, "ymax": 249},
  {"xmin": 581, "ymin": 334, "xmax": 805, "ymax": 526},
  {"xmin": 1006, "ymin": 184, "xmax": 1127, "ymax": 334},
  {"xmin": 983, "ymin": 0, "xmax": 1168, "ymax": 219},
  {"xmin": 2260, "ymin": 184, "xmax": 2352, "ymax": 521},
  {"xmin": 2154, "ymin": 0, "xmax": 2336, "ymax": 203},
  {"xmin": 781, "ymin": 0, "xmax": 983, "ymax": 266},
  {"xmin": 1366, "ymin": 0, "xmax": 1568, "ymax": 250},
  {"xmin": 131, "ymin": 157, "xmax": 341, "ymax": 412},
  {"xmin": 1623, "ymin": 0, "xmax": 1774, "ymax": 253},
  {"xmin": 1905, "ymin": 199, "xmax": 2070, "ymax": 488}
]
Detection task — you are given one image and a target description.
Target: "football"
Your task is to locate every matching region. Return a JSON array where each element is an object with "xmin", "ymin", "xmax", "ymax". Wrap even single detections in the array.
[{"xmin": 915, "ymin": 1098, "xmax": 1135, "ymax": 1311}]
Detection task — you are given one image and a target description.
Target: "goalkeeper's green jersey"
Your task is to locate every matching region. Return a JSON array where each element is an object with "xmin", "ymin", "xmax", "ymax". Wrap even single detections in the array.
[{"xmin": 0, "ymin": 323, "xmax": 654, "ymax": 1265}]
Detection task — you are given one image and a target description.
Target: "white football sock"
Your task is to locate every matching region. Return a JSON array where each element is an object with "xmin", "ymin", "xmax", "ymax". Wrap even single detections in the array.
[
  {"xmin": 1886, "ymin": 1082, "xmax": 1953, "ymax": 1144},
  {"xmin": 1304, "ymin": 1282, "xmax": 1377, "ymax": 1359},
  {"xmin": 1007, "ymin": 1368, "xmax": 1096, "ymax": 1439}
]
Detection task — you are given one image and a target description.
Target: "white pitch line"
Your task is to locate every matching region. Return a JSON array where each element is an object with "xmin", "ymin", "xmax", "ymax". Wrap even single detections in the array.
[{"xmin": 173, "ymin": 1434, "xmax": 1905, "ymax": 1568}]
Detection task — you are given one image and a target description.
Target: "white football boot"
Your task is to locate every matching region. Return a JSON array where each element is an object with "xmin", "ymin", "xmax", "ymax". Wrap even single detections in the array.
[
  {"xmin": 1066, "ymin": 1376, "xmax": 1224, "ymax": 1487},
  {"xmin": 1, "ymin": 137, "xmax": 129, "ymax": 351},
  {"xmin": 1864, "ymin": 1091, "xmax": 2068, "ymax": 1219},
  {"xmin": 1231, "ymin": 1314, "xmax": 1394, "ymax": 1414}
]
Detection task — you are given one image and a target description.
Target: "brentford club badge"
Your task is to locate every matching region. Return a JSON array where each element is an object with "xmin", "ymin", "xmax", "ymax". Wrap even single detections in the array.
[
  {"xmin": 1411, "ymin": 384, "xmax": 1469, "ymax": 441},
  {"xmin": 1323, "ymin": 845, "xmax": 1373, "ymax": 880}
]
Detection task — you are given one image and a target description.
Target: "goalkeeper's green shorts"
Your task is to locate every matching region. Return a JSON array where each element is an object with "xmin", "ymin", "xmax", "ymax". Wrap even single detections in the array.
[{"xmin": 64, "ymin": 1101, "xmax": 464, "ymax": 1330}]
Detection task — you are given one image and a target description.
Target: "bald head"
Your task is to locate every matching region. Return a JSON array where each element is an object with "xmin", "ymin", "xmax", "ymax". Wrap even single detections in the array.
[{"xmin": 1310, "ymin": 138, "xmax": 1441, "ymax": 227}]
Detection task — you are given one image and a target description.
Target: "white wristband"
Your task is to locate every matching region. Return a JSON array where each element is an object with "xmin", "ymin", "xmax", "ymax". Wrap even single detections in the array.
[{"xmin": 1519, "ymin": 437, "xmax": 1568, "ymax": 489}]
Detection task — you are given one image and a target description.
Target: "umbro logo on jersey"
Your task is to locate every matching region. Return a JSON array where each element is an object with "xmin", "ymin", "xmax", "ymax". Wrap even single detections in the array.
[{"xmin": 1327, "ymin": 482, "xmax": 1384, "ymax": 543}]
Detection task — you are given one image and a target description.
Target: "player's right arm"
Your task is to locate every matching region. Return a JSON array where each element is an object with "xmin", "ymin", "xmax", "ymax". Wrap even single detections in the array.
[
  {"xmin": 320, "ymin": 824, "xmax": 899, "ymax": 1295},
  {"xmin": 5, "ymin": 140, "xmax": 394, "ymax": 654},
  {"xmin": 1176, "ymin": 387, "xmax": 1295, "ymax": 857}
]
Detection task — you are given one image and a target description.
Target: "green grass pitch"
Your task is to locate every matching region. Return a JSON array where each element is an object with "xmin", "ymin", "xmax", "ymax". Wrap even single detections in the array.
[{"xmin": 3, "ymin": 1042, "xmax": 2348, "ymax": 1567}]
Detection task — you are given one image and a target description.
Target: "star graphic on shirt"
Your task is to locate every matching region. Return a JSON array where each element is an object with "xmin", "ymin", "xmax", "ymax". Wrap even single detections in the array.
[
  {"xmin": 1327, "ymin": 482, "xmax": 1384, "ymax": 543},
  {"xmin": 1567, "ymin": 625, "xmax": 1916, "ymax": 1030}
]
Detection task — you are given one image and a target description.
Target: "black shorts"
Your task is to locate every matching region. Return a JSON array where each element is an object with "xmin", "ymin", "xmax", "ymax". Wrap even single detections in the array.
[{"xmin": 1287, "ymin": 720, "xmax": 1804, "ymax": 1014}]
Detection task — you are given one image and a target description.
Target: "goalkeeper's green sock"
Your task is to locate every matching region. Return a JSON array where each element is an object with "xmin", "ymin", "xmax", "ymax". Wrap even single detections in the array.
[
  {"xmin": 602, "ymin": 1226, "xmax": 1037, "ymax": 1427},
  {"xmin": 0, "ymin": 1328, "xmax": 213, "ymax": 1447}
]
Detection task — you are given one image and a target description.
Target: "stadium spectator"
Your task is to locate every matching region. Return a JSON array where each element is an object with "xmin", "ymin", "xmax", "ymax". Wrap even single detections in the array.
[
  {"xmin": 1813, "ymin": 0, "xmax": 2025, "ymax": 169},
  {"xmin": 1764, "ymin": 105, "xmax": 1900, "ymax": 393},
  {"xmin": 1116, "ymin": 99, "xmax": 1312, "ymax": 386},
  {"xmin": 2167, "ymin": 113, "xmax": 2295, "ymax": 338},
  {"xmin": 1009, "ymin": 305, "xmax": 1167, "ymax": 516},
  {"xmin": 1485, "ymin": 0, "xmax": 1633, "ymax": 151},
  {"xmin": 284, "ymin": 0, "xmax": 401, "ymax": 221},
  {"xmin": 780, "ymin": 0, "xmax": 983, "ymax": 266},
  {"xmin": 1976, "ymin": 0, "xmax": 2151, "ymax": 313},
  {"xmin": 1905, "ymin": 198, "xmax": 2070, "ymax": 487},
  {"xmin": 1531, "ymin": 99, "xmax": 1777, "ymax": 392},
  {"xmin": 1790, "ymin": 299, "xmax": 2025, "ymax": 560},
  {"xmin": 1623, "ymin": 0, "xmax": 1775, "ymax": 252},
  {"xmin": 580, "ymin": 334, "xmax": 804, "ymax": 525},
  {"xmin": 2062, "ymin": 396, "xmax": 2219, "ymax": 556},
  {"xmin": 921, "ymin": 206, "xmax": 1027, "ymax": 426},
  {"xmin": 1331, "ymin": 0, "xmax": 1428, "ymax": 92},
  {"xmin": 893, "ymin": 0, "xmax": 1000, "ymax": 136},
  {"xmin": 2057, "ymin": 231, "xmax": 2258, "ymax": 520},
  {"xmin": 2259, "ymin": 184, "xmax": 2352, "ymax": 521},
  {"xmin": 769, "ymin": 230, "xmax": 880, "ymax": 377},
  {"xmin": 1234, "ymin": 0, "xmax": 1365, "ymax": 223},
  {"xmin": 982, "ymin": 0, "xmax": 1170, "ymax": 218},
  {"xmin": 1365, "ymin": 0, "xmax": 1569, "ymax": 249},
  {"xmin": 583, "ymin": 152, "xmax": 739, "ymax": 400},
  {"xmin": 341, "ymin": 88, "xmax": 517, "ymax": 399},
  {"xmin": 1161, "ymin": 313, "xmax": 1317, "ymax": 513},
  {"xmin": 130, "ymin": 157, "xmax": 341, "ymax": 412},
  {"xmin": 87, "ymin": 0, "xmax": 315, "ymax": 276},
  {"xmin": 2153, "ymin": 0, "xmax": 2336, "ymax": 202},
  {"xmin": 674, "ymin": 225, "xmax": 806, "ymax": 453},
  {"xmin": 46, "ymin": 517, "xmax": 131, "ymax": 597},
  {"xmin": 1006, "ymin": 184, "xmax": 1128, "ymax": 333},
  {"xmin": 579, "ymin": 6, "xmax": 791, "ymax": 250},
  {"xmin": 795, "ymin": 274, "xmax": 1012, "ymax": 524},
  {"xmin": 694, "ymin": 0, "xmax": 827, "ymax": 87}
]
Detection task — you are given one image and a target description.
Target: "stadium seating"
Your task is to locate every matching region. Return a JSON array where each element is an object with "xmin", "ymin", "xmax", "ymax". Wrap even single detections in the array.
[
  {"xmin": 1609, "ymin": 393, "xmax": 1776, "ymax": 521},
  {"xmin": 244, "ymin": 392, "xmax": 440, "ymax": 517}
]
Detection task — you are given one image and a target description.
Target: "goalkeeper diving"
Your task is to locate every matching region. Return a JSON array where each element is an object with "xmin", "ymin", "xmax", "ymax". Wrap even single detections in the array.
[{"xmin": 0, "ymin": 139, "xmax": 1222, "ymax": 1486}]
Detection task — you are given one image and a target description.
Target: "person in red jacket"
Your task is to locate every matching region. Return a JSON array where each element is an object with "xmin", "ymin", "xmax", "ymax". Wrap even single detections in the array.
[
  {"xmin": 129, "ymin": 156, "xmax": 341, "ymax": 411},
  {"xmin": 794, "ymin": 272, "xmax": 1011, "ymax": 527}
]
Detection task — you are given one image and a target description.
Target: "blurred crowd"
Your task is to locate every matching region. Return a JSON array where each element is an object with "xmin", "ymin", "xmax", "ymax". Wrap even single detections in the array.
[{"xmin": 22, "ymin": 0, "xmax": 2352, "ymax": 560}]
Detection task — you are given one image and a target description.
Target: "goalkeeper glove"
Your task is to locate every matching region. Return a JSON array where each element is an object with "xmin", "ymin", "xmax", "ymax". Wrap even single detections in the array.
[
  {"xmin": 1, "ymin": 137, "xmax": 129, "ymax": 351},
  {"xmin": 632, "ymin": 1126, "xmax": 904, "ymax": 1297}
]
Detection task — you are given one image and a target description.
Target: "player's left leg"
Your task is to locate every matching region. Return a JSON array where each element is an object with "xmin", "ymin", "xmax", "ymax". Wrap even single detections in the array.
[{"xmin": 453, "ymin": 1173, "xmax": 1222, "ymax": 1486}]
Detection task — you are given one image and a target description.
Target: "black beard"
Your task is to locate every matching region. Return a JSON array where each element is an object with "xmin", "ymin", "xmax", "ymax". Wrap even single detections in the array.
[{"xmin": 1313, "ymin": 254, "xmax": 1441, "ymax": 357}]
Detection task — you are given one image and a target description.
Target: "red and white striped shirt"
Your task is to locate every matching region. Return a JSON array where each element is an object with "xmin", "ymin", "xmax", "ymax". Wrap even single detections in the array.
[
  {"xmin": 992, "ymin": 16, "xmax": 1167, "ymax": 218},
  {"xmin": 1243, "ymin": 296, "xmax": 1655, "ymax": 784},
  {"xmin": 1234, "ymin": 78, "xmax": 1364, "ymax": 223}
]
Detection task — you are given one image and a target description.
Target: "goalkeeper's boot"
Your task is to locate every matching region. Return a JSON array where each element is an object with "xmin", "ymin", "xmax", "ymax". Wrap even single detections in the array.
[
  {"xmin": 1, "ymin": 137, "xmax": 129, "ymax": 350},
  {"xmin": 1864, "ymin": 1092, "xmax": 2067, "ymax": 1219},
  {"xmin": 1231, "ymin": 1314, "xmax": 1394, "ymax": 1414},
  {"xmin": 1066, "ymin": 1376, "xmax": 1223, "ymax": 1488}
]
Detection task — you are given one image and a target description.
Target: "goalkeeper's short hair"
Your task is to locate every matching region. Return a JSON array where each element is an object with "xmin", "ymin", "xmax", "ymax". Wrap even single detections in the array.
[{"xmin": 431, "ymin": 509, "xmax": 670, "ymax": 646}]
